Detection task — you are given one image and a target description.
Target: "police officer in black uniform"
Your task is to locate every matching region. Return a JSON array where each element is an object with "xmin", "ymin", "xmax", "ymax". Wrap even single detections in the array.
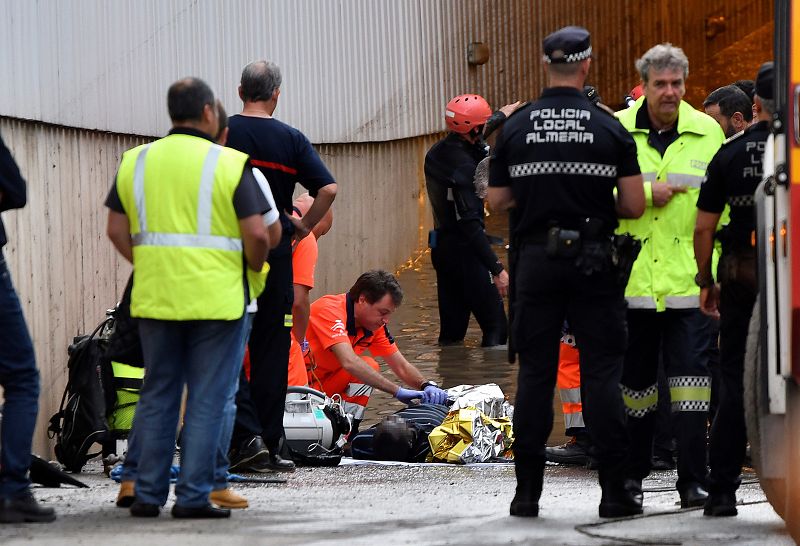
[
  {"xmin": 424, "ymin": 95, "xmax": 511, "ymax": 347},
  {"xmin": 694, "ymin": 62, "xmax": 774, "ymax": 517},
  {"xmin": 488, "ymin": 26, "xmax": 645, "ymax": 518}
]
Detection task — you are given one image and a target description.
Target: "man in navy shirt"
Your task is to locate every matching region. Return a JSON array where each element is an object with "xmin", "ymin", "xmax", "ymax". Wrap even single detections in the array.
[{"xmin": 226, "ymin": 61, "xmax": 337, "ymax": 471}]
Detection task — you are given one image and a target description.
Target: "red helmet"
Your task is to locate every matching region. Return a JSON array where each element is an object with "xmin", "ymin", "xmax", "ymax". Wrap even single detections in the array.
[{"xmin": 445, "ymin": 94, "xmax": 492, "ymax": 133}]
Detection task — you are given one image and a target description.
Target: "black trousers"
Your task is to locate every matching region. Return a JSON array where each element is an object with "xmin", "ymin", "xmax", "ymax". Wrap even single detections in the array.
[
  {"xmin": 622, "ymin": 308, "xmax": 711, "ymax": 491},
  {"xmin": 238, "ymin": 252, "xmax": 293, "ymax": 450},
  {"xmin": 512, "ymin": 245, "xmax": 629, "ymax": 484},
  {"xmin": 707, "ymin": 252, "xmax": 757, "ymax": 494},
  {"xmin": 231, "ymin": 365, "xmax": 262, "ymax": 448},
  {"xmin": 431, "ymin": 240, "xmax": 507, "ymax": 346}
]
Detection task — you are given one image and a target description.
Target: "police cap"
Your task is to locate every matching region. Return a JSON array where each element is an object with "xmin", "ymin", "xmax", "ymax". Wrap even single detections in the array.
[
  {"xmin": 755, "ymin": 62, "xmax": 774, "ymax": 100},
  {"xmin": 543, "ymin": 26, "xmax": 592, "ymax": 64}
]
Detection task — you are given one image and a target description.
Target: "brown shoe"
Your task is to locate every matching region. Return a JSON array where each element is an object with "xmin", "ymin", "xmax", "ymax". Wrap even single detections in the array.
[
  {"xmin": 209, "ymin": 488, "xmax": 249, "ymax": 509},
  {"xmin": 116, "ymin": 480, "xmax": 136, "ymax": 508}
]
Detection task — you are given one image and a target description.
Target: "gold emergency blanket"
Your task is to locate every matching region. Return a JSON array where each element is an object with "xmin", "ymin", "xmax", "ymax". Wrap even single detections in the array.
[{"xmin": 428, "ymin": 407, "xmax": 513, "ymax": 464}]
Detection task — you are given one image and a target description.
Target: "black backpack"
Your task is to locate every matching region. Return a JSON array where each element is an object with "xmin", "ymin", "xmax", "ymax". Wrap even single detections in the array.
[{"xmin": 47, "ymin": 317, "xmax": 115, "ymax": 472}]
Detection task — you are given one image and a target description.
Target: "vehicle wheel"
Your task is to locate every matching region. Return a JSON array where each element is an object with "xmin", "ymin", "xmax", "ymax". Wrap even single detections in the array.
[{"xmin": 743, "ymin": 295, "xmax": 786, "ymax": 517}]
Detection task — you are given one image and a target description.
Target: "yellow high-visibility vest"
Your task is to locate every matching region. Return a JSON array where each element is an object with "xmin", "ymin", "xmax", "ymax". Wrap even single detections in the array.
[{"xmin": 116, "ymin": 133, "xmax": 266, "ymax": 320}]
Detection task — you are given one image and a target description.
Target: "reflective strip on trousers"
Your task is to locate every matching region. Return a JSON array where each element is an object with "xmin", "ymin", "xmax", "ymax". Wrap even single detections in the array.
[
  {"xmin": 621, "ymin": 383, "xmax": 658, "ymax": 418},
  {"xmin": 345, "ymin": 383, "xmax": 373, "ymax": 399},
  {"xmin": 341, "ymin": 400, "xmax": 369, "ymax": 421},
  {"xmin": 669, "ymin": 375, "xmax": 711, "ymax": 412},
  {"xmin": 666, "ymin": 172, "xmax": 705, "ymax": 189},
  {"xmin": 564, "ymin": 411, "xmax": 585, "ymax": 430},
  {"xmin": 559, "ymin": 387, "xmax": 582, "ymax": 404},
  {"xmin": 342, "ymin": 383, "xmax": 373, "ymax": 420}
]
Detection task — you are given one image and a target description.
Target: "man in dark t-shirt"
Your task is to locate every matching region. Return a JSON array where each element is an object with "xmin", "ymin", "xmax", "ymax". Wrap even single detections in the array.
[{"xmin": 226, "ymin": 60, "xmax": 337, "ymax": 471}]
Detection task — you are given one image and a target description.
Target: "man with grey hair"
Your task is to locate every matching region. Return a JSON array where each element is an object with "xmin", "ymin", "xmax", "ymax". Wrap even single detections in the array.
[
  {"xmin": 226, "ymin": 60, "xmax": 337, "ymax": 472},
  {"xmin": 615, "ymin": 43, "xmax": 725, "ymax": 511}
]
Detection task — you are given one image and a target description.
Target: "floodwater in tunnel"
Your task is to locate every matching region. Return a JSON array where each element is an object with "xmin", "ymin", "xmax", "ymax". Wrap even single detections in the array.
[{"xmin": 361, "ymin": 209, "xmax": 569, "ymax": 448}]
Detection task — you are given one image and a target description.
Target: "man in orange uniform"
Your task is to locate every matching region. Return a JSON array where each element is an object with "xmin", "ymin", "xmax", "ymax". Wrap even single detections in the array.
[
  {"xmin": 304, "ymin": 270, "xmax": 448, "ymax": 433},
  {"xmin": 287, "ymin": 194, "xmax": 332, "ymax": 387}
]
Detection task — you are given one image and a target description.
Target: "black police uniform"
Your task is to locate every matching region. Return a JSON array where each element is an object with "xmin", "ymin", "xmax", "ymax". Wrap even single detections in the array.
[
  {"xmin": 424, "ymin": 133, "xmax": 508, "ymax": 346},
  {"xmin": 697, "ymin": 120, "xmax": 769, "ymax": 500},
  {"xmin": 490, "ymin": 87, "xmax": 641, "ymax": 498}
]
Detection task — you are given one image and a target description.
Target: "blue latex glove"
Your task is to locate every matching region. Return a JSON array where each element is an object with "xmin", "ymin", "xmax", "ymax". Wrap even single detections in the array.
[
  {"xmin": 395, "ymin": 387, "xmax": 424, "ymax": 404},
  {"xmin": 422, "ymin": 385, "xmax": 448, "ymax": 405}
]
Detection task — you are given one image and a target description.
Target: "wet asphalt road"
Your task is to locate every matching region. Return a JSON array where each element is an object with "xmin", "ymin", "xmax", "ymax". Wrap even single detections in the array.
[{"xmin": 0, "ymin": 461, "xmax": 789, "ymax": 545}]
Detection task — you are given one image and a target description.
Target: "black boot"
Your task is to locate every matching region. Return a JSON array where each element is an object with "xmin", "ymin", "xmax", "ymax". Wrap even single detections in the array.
[
  {"xmin": 545, "ymin": 435, "xmax": 590, "ymax": 466},
  {"xmin": 509, "ymin": 458, "xmax": 543, "ymax": 517},
  {"xmin": 266, "ymin": 436, "xmax": 296, "ymax": 472},
  {"xmin": 0, "ymin": 492, "xmax": 56, "ymax": 523},
  {"xmin": 599, "ymin": 478, "xmax": 643, "ymax": 518}
]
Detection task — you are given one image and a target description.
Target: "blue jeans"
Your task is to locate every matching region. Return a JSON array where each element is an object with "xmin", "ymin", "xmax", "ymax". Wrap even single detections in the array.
[
  {"xmin": 214, "ymin": 311, "xmax": 253, "ymax": 489},
  {"xmin": 0, "ymin": 254, "xmax": 40, "ymax": 499},
  {"xmin": 133, "ymin": 316, "xmax": 247, "ymax": 507},
  {"xmin": 121, "ymin": 314, "xmax": 253, "ymax": 491}
]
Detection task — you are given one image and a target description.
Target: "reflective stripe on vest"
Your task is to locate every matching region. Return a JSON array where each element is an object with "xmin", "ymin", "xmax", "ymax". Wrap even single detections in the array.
[
  {"xmin": 666, "ymin": 172, "xmax": 705, "ymax": 189},
  {"xmin": 132, "ymin": 232, "xmax": 242, "ymax": 251},
  {"xmin": 626, "ymin": 296, "xmax": 657, "ymax": 309},
  {"xmin": 664, "ymin": 295, "xmax": 699, "ymax": 309},
  {"xmin": 117, "ymin": 134, "xmax": 251, "ymax": 320},
  {"xmin": 131, "ymin": 145, "xmax": 242, "ymax": 254}
]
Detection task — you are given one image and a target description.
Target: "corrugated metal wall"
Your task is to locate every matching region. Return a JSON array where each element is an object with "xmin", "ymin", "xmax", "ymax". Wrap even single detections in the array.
[
  {"xmin": 0, "ymin": 0, "xmax": 775, "ymax": 455},
  {"xmin": 1, "ymin": 1, "xmax": 772, "ymax": 142}
]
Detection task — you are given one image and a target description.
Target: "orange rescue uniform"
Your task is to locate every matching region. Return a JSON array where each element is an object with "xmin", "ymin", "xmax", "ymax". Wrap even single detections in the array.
[{"xmin": 305, "ymin": 293, "xmax": 398, "ymax": 420}]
